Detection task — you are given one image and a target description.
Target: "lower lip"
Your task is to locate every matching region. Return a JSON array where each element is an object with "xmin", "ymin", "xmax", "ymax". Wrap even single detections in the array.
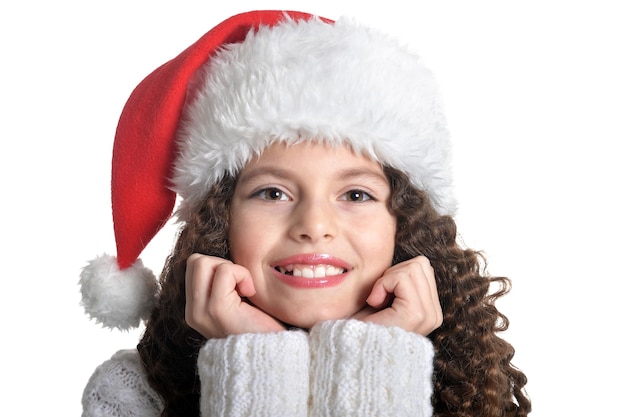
[{"xmin": 272, "ymin": 269, "xmax": 348, "ymax": 289}]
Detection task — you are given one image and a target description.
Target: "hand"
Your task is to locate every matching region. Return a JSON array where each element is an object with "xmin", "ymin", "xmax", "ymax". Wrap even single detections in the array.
[
  {"xmin": 184, "ymin": 253, "xmax": 286, "ymax": 338},
  {"xmin": 352, "ymin": 256, "xmax": 443, "ymax": 336}
]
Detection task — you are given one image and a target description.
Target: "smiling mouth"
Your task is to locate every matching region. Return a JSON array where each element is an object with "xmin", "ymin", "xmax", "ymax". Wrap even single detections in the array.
[{"xmin": 275, "ymin": 264, "xmax": 348, "ymax": 278}]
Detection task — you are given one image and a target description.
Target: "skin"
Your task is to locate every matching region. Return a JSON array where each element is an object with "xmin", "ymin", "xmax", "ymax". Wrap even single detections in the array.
[{"xmin": 185, "ymin": 141, "xmax": 443, "ymax": 338}]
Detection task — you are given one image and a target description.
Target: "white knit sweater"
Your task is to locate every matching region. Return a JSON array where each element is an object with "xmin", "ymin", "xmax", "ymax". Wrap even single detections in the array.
[{"xmin": 82, "ymin": 320, "xmax": 434, "ymax": 417}]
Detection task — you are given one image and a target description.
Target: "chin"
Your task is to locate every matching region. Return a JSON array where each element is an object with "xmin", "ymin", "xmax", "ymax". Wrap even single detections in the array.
[{"xmin": 278, "ymin": 309, "xmax": 354, "ymax": 330}]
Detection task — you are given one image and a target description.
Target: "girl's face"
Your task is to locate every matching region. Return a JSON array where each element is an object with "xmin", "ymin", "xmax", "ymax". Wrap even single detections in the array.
[{"xmin": 229, "ymin": 141, "xmax": 396, "ymax": 328}]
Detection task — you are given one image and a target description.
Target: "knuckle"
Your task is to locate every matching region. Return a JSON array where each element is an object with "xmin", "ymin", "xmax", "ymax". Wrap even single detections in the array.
[
  {"xmin": 186, "ymin": 253, "xmax": 203, "ymax": 266},
  {"xmin": 415, "ymin": 256, "xmax": 434, "ymax": 274}
]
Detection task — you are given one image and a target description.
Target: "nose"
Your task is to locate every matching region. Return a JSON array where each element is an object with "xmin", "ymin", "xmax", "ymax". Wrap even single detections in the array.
[{"xmin": 288, "ymin": 198, "xmax": 338, "ymax": 243}]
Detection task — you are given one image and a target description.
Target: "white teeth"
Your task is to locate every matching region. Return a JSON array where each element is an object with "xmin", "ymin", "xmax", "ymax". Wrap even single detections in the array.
[{"xmin": 277, "ymin": 264, "xmax": 345, "ymax": 278}]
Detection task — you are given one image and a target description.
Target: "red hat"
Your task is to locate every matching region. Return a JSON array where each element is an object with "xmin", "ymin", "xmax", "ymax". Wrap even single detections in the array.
[{"xmin": 80, "ymin": 10, "xmax": 453, "ymax": 329}]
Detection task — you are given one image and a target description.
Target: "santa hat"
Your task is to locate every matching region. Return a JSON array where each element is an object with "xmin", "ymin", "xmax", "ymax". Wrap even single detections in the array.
[{"xmin": 79, "ymin": 10, "xmax": 455, "ymax": 330}]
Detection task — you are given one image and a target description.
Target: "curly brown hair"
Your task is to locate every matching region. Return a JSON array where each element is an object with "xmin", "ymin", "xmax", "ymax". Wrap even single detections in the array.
[{"xmin": 137, "ymin": 167, "xmax": 531, "ymax": 417}]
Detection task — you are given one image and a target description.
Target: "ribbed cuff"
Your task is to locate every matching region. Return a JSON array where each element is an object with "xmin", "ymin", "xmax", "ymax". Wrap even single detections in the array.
[
  {"xmin": 198, "ymin": 331, "xmax": 309, "ymax": 417},
  {"xmin": 309, "ymin": 320, "xmax": 434, "ymax": 417}
]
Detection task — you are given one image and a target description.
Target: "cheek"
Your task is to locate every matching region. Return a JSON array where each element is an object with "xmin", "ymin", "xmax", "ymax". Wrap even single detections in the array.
[
  {"xmin": 228, "ymin": 209, "xmax": 275, "ymax": 265},
  {"xmin": 227, "ymin": 211, "xmax": 253, "ymax": 262},
  {"xmin": 354, "ymin": 213, "xmax": 396, "ymax": 260}
]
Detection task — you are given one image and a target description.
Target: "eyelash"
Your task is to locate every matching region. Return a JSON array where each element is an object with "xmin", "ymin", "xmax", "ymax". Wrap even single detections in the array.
[
  {"xmin": 253, "ymin": 187, "xmax": 289, "ymax": 201},
  {"xmin": 251, "ymin": 188, "xmax": 376, "ymax": 202},
  {"xmin": 341, "ymin": 190, "xmax": 376, "ymax": 202}
]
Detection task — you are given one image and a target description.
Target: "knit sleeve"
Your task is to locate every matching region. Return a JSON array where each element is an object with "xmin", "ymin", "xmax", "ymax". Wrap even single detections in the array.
[
  {"xmin": 81, "ymin": 349, "xmax": 163, "ymax": 417},
  {"xmin": 197, "ymin": 330, "xmax": 309, "ymax": 417},
  {"xmin": 309, "ymin": 320, "xmax": 434, "ymax": 417}
]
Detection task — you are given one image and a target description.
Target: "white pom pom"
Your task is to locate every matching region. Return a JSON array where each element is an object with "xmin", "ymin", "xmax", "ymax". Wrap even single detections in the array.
[{"xmin": 79, "ymin": 254, "xmax": 158, "ymax": 330}]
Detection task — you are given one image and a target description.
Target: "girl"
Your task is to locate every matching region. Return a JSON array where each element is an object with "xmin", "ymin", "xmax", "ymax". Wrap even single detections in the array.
[{"xmin": 80, "ymin": 10, "xmax": 531, "ymax": 417}]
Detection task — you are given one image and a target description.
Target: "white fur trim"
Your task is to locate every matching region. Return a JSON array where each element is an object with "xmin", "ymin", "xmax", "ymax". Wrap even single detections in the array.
[
  {"xmin": 172, "ymin": 16, "xmax": 456, "ymax": 219},
  {"xmin": 79, "ymin": 254, "xmax": 158, "ymax": 330}
]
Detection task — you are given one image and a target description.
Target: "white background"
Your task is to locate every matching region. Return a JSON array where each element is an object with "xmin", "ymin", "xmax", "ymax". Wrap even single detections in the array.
[{"xmin": 1, "ymin": 1, "xmax": 624, "ymax": 415}]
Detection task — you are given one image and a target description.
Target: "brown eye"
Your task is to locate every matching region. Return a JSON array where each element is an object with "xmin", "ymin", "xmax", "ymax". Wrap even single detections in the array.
[
  {"xmin": 342, "ymin": 190, "xmax": 374, "ymax": 202},
  {"xmin": 255, "ymin": 188, "xmax": 288, "ymax": 201}
]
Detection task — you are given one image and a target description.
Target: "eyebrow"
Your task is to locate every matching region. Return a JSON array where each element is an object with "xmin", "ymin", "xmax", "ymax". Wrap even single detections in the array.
[
  {"xmin": 237, "ymin": 167, "xmax": 292, "ymax": 185},
  {"xmin": 335, "ymin": 167, "xmax": 389, "ymax": 185},
  {"xmin": 237, "ymin": 166, "xmax": 388, "ymax": 186}
]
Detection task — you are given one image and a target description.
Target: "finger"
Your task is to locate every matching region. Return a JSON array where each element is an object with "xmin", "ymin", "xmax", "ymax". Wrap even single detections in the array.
[
  {"xmin": 184, "ymin": 253, "xmax": 200, "ymax": 303},
  {"xmin": 367, "ymin": 270, "xmax": 419, "ymax": 322},
  {"xmin": 365, "ymin": 258, "xmax": 441, "ymax": 334},
  {"xmin": 209, "ymin": 263, "xmax": 255, "ymax": 302},
  {"xmin": 185, "ymin": 254, "xmax": 209, "ymax": 322},
  {"xmin": 234, "ymin": 268, "xmax": 256, "ymax": 298},
  {"xmin": 366, "ymin": 277, "xmax": 394, "ymax": 308},
  {"xmin": 185, "ymin": 254, "xmax": 232, "ymax": 331},
  {"xmin": 366, "ymin": 258, "xmax": 420, "ymax": 308},
  {"xmin": 209, "ymin": 264, "xmax": 287, "ymax": 334},
  {"xmin": 413, "ymin": 256, "xmax": 443, "ymax": 327}
]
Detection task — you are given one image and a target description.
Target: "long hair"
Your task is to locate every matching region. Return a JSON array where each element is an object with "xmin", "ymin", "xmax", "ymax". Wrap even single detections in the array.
[{"xmin": 138, "ymin": 167, "xmax": 531, "ymax": 417}]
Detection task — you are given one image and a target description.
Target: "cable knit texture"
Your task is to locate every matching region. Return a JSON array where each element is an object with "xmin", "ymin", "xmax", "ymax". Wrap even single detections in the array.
[
  {"xmin": 309, "ymin": 320, "xmax": 434, "ymax": 417},
  {"xmin": 197, "ymin": 330, "xmax": 310, "ymax": 417},
  {"xmin": 82, "ymin": 349, "xmax": 163, "ymax": 417},
  {"xmin": 82, "ymin": 321, "xmax": 434, "ymax": 417}
]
